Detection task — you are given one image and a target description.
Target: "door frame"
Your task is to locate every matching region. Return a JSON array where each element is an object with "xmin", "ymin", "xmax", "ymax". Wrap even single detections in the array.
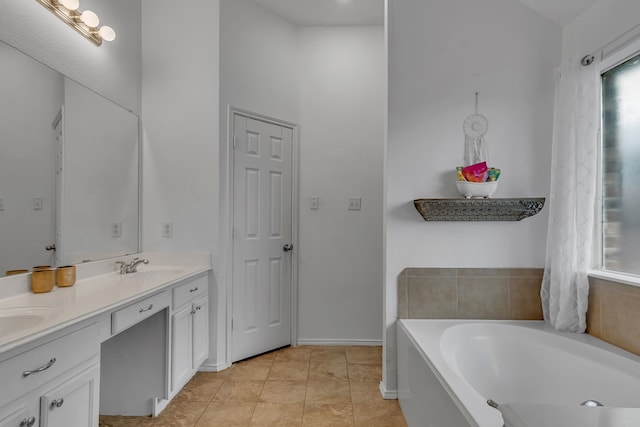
[
  {"xmin": 224, "ymin": 106, "xmax": 299, "ymax": 365},
  {"xmin": 53, "ymin": 106, "xmax": 64, "ymax": 267}
]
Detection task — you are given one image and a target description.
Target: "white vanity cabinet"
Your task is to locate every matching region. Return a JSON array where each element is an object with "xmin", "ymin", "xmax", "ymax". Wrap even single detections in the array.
[
  {"xmin": 170, "ymin": 274, "xmax": 209, "ymax": 394},
  {"xmin": 0, "ymin": 324, "xmax": 100, "ymax": 427},
  {"xmin": 39, "ymin": 364, "xmax": 100, "ymax": 427},
  {"xmin": 0, "ymin": 406, "xmax": 35, "ymax": 427}
]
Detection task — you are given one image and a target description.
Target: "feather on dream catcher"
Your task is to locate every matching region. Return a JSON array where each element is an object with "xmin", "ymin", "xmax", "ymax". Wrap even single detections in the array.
[{"xmin": 463, "ymin": 92, "xmax": 489, "ymax": 166}]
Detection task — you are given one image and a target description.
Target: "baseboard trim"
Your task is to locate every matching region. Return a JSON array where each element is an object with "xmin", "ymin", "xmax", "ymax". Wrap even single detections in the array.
[
  {"xmin": 152, "ymin": 398, "xmax": 170, "ymax": 417},
  {"xmin": 379, "ymin": 381, "xmax": 398, "ymax": 400},
  {"xmin": 199, "ymin": 361, "xmax": 229, "ymax": 372},
  {"xmin": 296, "ymin": 338, "xmax": 383, "ymax": 346}
]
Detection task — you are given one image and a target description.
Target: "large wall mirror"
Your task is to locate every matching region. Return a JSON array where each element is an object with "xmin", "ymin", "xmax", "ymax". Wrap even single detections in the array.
[{"xmin": 0, "ymin": 39, "xmax": 139, "ymax": 276}]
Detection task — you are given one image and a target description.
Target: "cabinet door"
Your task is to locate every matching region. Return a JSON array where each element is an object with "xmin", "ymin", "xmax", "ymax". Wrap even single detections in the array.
[
  {"xmin": 0, "ymin": 406, "xmax": 35, "ymax": 427},
  {"xmin": 192, "ymin": 295, "xmax": 209, "ymax": 369},
  {"xmin": 171, "ymin": 305, "xmax": 193, "ymax": 392},
  {"xmin": 39, "ymin": 364, "xmax": 99, "ymax": 427}
]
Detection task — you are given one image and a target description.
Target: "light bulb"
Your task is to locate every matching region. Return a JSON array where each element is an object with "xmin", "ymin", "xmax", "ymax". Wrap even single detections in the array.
[
  {"xmin": 98, "ymin": 26, "xmax": 116, "ymax": 42},
  {"xmin": 58, "ymin": 0, "xmax": 79, "ymax": 10},
  {"xmin": 80, "ymin": 10, "xmax": 99, "ymax": 27}
]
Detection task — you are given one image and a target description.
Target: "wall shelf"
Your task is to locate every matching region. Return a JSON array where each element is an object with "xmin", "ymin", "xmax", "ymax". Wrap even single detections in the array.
[{"xmin": 413, "ymin": 198, "xmax": 545, "ymax": 222}]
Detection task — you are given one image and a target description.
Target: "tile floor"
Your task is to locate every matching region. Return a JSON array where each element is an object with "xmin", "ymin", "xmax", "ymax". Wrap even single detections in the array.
[{"xmin": 99, "ymin": 345, "xmax": 407, "ymax": 427}]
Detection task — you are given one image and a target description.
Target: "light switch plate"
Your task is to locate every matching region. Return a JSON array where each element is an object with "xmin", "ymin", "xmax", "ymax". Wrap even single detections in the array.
[
  {"xmin": 162, "ymin": 222, "xmax": 173, "ymax": 238},
  {"xmin": 33, "ymin": 196, "xmax": 43, "ymax": 210},
  {"xmin": 348, "ymin": 197, "xmax": 361, "ymax": 211},
  {"xmin": 310, "ymin": 196, "xmax": 319, "ymax": 210},
  {"xmin": 112, "ymin": 222, "xmax": 122, "ymax": 238}
]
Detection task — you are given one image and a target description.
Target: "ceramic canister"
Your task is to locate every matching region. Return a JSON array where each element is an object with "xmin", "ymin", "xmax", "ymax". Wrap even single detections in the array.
[
  {"xmin": 56, "ymin": 265, "xmax": 76, "ymax": 287},
  {"xmin": 5, "ymin": 269, "xmax": 29, "ymax": 276},
  {"xmin": 32, "ymin": 268, "xmax": 55, "ymax": 293}
]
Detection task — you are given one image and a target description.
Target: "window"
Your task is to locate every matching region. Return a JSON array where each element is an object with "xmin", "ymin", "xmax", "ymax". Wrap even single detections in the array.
[{"xmin": 601, "ymin": 50, "xmax": 640, "ymax": 275}]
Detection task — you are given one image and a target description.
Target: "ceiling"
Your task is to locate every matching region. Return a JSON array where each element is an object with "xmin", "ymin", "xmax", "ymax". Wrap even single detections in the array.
[
  {"xmin": 514, "ymin": 0, "xmax": 597, "ymax": 27},
  {"xmin": 250, "ymin": 0, "xmax": 384, "ymax": 26},
  {"xmin": 250, "ymin": 0, "xmax": 597, "ymax": 28}
]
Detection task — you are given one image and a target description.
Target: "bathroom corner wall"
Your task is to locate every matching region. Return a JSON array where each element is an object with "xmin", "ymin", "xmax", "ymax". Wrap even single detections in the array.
[
  {"xmin": 587, "ymin": 278, "xmax": 640, "ymax": 357},
  {"xmin": 397, "ymin": 268, "xmax": 544, "ymax": 321},
  {"xmin": 384, "ymin": 0, "xmax": 560, "ymax": 394}
]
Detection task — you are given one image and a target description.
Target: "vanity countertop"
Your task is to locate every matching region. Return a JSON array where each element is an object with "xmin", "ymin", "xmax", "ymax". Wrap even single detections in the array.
[{"xmin": 0, "ymin": 258, "xmax": 211, "ymax": 356}]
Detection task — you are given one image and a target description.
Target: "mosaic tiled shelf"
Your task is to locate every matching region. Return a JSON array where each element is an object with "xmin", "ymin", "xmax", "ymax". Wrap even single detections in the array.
[{"xmin": 413, "ymin": 198, "xmax": 545, "ymax": 221}]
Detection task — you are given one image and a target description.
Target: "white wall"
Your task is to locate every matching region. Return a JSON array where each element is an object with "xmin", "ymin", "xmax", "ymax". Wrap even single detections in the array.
[
  {"xmin": 384, "ymin": 0, "xmax": 561, "ymax": 393},
  {"xmin": 0, "ymin": 0, "xmax": 141, "ymax": 114},
  {"xmin": 220, "ymin": 1, "xmax": 385, "ymax": 348},
  {"xmin": 219, "ymin": 0, "xmax": 300, "ymax": 125},
  {"xmin": 297, "ymin": 26, "xmax": 385, "ymax": 343},
  {"xmin": 141, "ymin": 0, "xmax": 221, "ymax": 367},
  {"xmin": 562, "ymin": 0, "xmax": 640, "ymax": 58}
]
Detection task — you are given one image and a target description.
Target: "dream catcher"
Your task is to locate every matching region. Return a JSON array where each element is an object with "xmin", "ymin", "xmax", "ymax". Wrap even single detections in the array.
[{"xmin": 463, "ymin": 92, "xmax": 489, "ymax": 166}]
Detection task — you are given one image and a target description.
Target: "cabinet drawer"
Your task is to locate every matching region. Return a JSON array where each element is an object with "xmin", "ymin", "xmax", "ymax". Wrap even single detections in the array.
[
  {"xmin": 111, "ymin": 291, "xmax": 170, "ymax": 335},
  {"xmin": 172, "ymin": 275, "xmax": 207, "ymax": 310},
  {"xmin": 0, "ymin": 324, "xmax": 100, "ymax": 409}
]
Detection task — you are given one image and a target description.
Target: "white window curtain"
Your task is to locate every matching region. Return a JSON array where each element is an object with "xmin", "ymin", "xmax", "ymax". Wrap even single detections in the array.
[{"xmin": 541, "ymin": 54, "xmax": 600, "ymax": 332}]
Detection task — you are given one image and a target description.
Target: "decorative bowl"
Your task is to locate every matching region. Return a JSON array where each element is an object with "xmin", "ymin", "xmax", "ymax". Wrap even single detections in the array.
[{"xmin": 456, "ymin": 181, "xmax": 498, "ymax": 199}]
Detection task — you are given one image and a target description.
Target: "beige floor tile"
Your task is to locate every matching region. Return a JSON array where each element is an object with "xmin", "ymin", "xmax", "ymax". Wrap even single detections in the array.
[
  {"xmin": 224, "ymin": 359, "xmax": 273, "ymax": 380},
  {"xmin": 140, "ymin": 401, "xmax": 208, "ymax": 427},
  {"xmin": 353, "ymin": 401, "xmax": 407, "ymax": 427},
  {"xmin": 308, "ymin": 361, "xmax": 349, "ymax": 382},
  {"xmin": 302, "ymin": 404, "xmax": 354, "ymax": 426},
  {"xmin": 99, "ymin": 415, "xmax": 144, "ymax": 426},
  {"xmin": 347, "ymin": 364, "xmax": 382, "ymax": 382},
  {"xmin": 305, "ymin": 381, "xmax": 351, "ymax": 405},
  {"xmin": 138, "ymin": 417, "xmax": 166, "ymax": 427},
  {"xmin": 345, "ymin": 347, "xmax": 382, "ymax": 365},
  {"xmin": 350, "ymin": 382, "xmax": 385, "ymax": 404},
  {"xmin": 213, "ymin": 379, "xmax": 265, "ymax": 402},
  {"xmin": 268, "ymin": 361, "xmax": 309, "ymax": 381},
  {"xmin": 249, "ymin": 402, "xmax": 304, "ymax": 426},
  {"xmin": 259, "ymin": 380, "xmax": 307, "ymax": 404},
  {"xmin": 109, "ymin": 346, "xmax": 405, "ymax": 427},
  {"xmin": 173, "ymin": 373, "xmax": 224, "ymax": 402},
  {"xmin": 195, "ymin": 401, "xmax": 256, "ymax": 426},
  {"xmin": 273, "ymin": 346, "xmax": 312, "ymax": 362},
  {"xmin": 309, "ymin": 348, "xmax": 347, "ymax": 364},
  {"xmin": 248, "ymin": 351, "xmax": 278, "ymax": 363}
]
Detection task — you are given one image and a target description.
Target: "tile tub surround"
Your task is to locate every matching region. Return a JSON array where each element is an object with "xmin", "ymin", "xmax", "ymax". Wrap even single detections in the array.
[
  {"xmin": 587, "ymin": 276, "xmax": 640, "ymax": 357},
  {"xmin": 98, "ymin": 345, "xmax": 407, "ymax": 427},
  {"xmin": 397, "ymin": 268, "xmax": 544, "ymax": 320}
]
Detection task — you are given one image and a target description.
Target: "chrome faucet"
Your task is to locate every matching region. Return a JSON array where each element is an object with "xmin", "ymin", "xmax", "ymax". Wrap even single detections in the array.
[{"xmin": 116, "ymin": 257, "xmax": 149, "ymax": 274}]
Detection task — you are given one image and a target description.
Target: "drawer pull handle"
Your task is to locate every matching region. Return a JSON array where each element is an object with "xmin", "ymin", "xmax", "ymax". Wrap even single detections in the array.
[
  {"xmin": 20, "ymin": 417, "xmax": 36, "ymax": 427},
  {"xmin": 22, "ymin": 357, "xmax": 56, "ymax": 378},
  {"xmin": 139, "ymin": 304, "xmax": 154, "ymax": 313},
  {"xmin": 189, "ymin": 287, "xmax": 199, "ymax": 293},
  {"xmin": 50, "ymin": 398, "xmax": 64, "ymax": 409}
]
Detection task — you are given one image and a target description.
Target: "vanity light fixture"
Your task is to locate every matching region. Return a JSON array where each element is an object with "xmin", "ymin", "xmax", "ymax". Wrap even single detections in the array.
[{"xmin": 36, "ymin": 0, "xmax": 116, "ymax": 46}]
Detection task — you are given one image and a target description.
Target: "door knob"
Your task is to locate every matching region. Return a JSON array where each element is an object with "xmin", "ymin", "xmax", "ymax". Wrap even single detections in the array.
[
  {"xmin": 45, "ymin": 244, "xmax": 56, "ymax": 251},
  {"xmin": 283, "ymin": 244, "xmax": 293, "ymax": 252}
]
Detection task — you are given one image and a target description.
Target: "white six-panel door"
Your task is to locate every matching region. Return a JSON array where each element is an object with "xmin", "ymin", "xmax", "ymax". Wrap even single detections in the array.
[{"xmin": 232, "ymin": 112, "xmax": 294, "ymax": 362}]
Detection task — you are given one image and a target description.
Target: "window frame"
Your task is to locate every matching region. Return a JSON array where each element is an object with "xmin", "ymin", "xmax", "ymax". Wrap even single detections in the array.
[{"xmin": 592, "ymin": 38, "xmax": 640, "ymax": 285}]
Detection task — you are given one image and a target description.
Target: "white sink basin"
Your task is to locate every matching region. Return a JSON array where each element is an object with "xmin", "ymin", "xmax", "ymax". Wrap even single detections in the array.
[
  {"xmin": 0, "ymin": 306, "xmax": 61, "ymax": 336},
  {"xmin": 124, "ymin": 266, "xmax": 186, "ymax": 281}
]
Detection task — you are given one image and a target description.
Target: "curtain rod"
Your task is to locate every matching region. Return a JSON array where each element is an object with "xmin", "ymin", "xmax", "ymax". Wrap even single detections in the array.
[{"xmin": 581, "ymin": 22, "xmax": 640, "ymax": 66}]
